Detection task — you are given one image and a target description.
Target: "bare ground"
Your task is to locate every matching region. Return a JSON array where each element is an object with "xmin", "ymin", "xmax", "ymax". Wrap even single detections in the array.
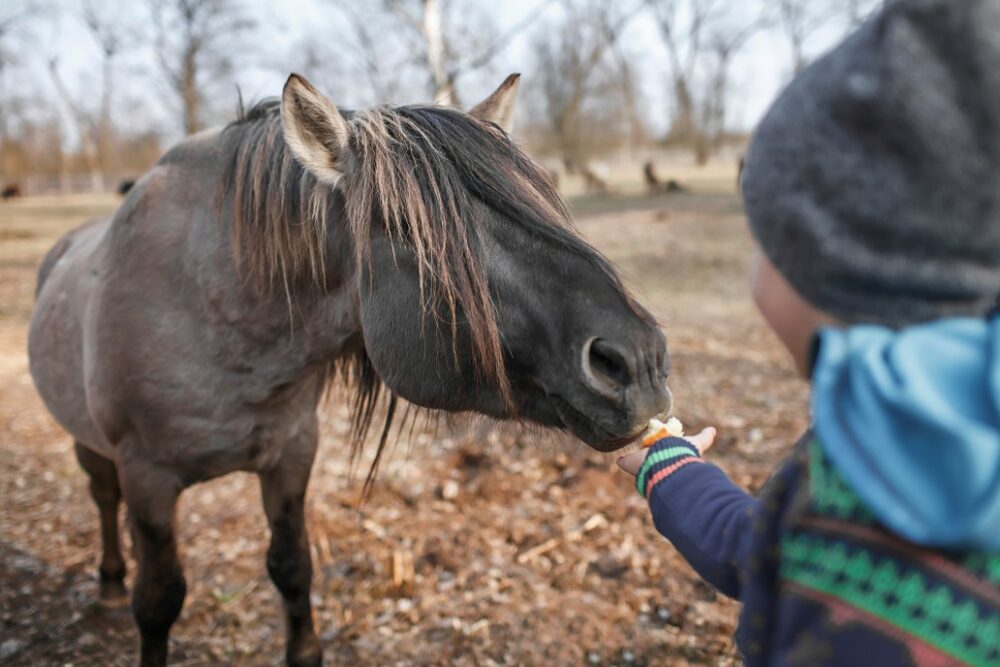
[{"xmin": 0, "ymin": 189, "xmax": 809, "ymax": 666}]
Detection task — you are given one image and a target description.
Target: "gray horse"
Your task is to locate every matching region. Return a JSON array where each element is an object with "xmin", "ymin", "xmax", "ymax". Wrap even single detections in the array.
[{"xmin": 28, "ymin": 73, "xmax": 670, "ymax": 667}]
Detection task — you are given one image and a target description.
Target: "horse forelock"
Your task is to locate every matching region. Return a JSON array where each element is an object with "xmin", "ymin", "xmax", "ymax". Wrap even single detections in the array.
[{"xmin": 345, "ymin": 105, "xmax": 516, "ymax": 407}]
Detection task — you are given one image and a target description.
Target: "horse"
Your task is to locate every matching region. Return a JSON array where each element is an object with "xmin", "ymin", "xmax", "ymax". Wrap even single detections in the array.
[
  {"xmin": 2, "ymin": 183, "xmax": 22, "ymax": 200},
  {"xmin": 643, "ymin": 162, "xmax": 688, "ymax": 195},
  {"xmin": 580, "ymin": 162, "xmax": 610, "ymax": 195},
  {"xmin": 27, "ymin": 73, "xmax": 671, "ymax": 667},
  {"xmin": 643, "ymin": 161, "xmax": 661, "ymax": 193}
]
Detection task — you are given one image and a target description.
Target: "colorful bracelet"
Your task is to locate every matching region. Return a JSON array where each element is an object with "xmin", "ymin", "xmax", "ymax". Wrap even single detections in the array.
[{"xmin": 636, "ymin": 438, "xmax": 702, "ymax": 498}]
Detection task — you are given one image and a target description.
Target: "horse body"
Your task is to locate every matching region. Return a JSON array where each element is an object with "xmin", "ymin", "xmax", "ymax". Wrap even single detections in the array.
[
  {"xmin": 31, "ymin": 215, "xmax": 114, "ymax": 453},
  {"xmin": 32, "ymin": 134, "xmax": 344, "ymax": 482},
  {"xmin": 31, "ymin": 131, "xmax": 353, "ymax": 666},
  {"xmin": 27, "ymin": 74, "xmax": 671, "ymax": 667}
]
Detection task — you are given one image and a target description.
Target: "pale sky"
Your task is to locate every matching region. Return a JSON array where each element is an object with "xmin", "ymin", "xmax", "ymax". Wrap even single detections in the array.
[{"xmin": 5, "ymin": 0, "xmax": 860, "ymax": 148}]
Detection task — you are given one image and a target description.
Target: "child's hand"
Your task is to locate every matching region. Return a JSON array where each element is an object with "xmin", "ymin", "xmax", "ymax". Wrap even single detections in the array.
[{"xmin": 616, "ymin": 427, "xmax": 718, "ymax": 477}]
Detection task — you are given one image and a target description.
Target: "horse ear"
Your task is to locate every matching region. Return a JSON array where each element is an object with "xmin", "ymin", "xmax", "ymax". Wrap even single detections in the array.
[
  {"xmin": 469, "ymin": 73, "xmax": 520, "ymax": 133},
  {"xmin": 281, "ymin": 73, "xmax": 349, "ymax": 184}
]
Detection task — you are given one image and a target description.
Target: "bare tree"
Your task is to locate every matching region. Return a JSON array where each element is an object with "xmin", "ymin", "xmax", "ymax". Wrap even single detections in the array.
[
  {"xmin": 81, "ymin": 0, "xmax": 134, "ymax": 173},
  {"xmin": 339, "ymin": 6, "xmax": 406, "ymax": 103},
  {"xmin": 48, "ymin": 55, "xmax": 105, "ymax": 191},
  {"xmin": 646, "ymin": 0, "xmax": 724, "ymax": 146},
  {"xmin": 594, "ymin": 8, "xmax": 648, "ymax": 157},
  {"xmin": 646, "ymin": 0, "xmax": 767, "ymax": 162},
  {"xmin": 530, "ymin": 0, "xmax": 640, "ymax": 167},
  {"xmin": 378, "ymin": 0, "xmax": 456, "ymax": 104},
  {"xmin": 286, "ymin": 4, "xmax": 410, "ymax": 109},
  {"xmin": 1, "ymin": 2, "xmax": 166, "ymax": 191},
  {"xmin": 150, "ymin": 0, "xmax": 254, "ymax": 135},
  {"xmin": 847, "ymin": 0, "xmax": 862, "ymax": 25},
  {"xmin": 611, "ymin": 50, "xmax": 646, "ymax": 157},
  {"xmin": 380, "ymin": 0, "xmax": 552, "ymax": 106},
  {"xmin": 700, "ymin": 7, "xmax": 772, "ymax": 155},
  {"xmin": 420, "ymin": 0, "xmax": 453, "ymax": 105},
  {"xmin": 0, "ymin": 1, "xmax": 38, "ymax": 69},
  {"xmin": 532, "ymin": 24, "xmax": 590, "ymax": 166},
  {"xmin": 776, "ymin": 0, "xmax": 834, "ymax": 76},
  {"xmin": 0, "ymin": 1, "xmax": 41, "ymax": 154}
]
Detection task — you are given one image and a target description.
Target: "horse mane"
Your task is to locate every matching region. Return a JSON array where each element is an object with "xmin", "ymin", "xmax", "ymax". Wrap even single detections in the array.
[{"xmin": 219, "ymin": 97, "xmax": 636, "ymax": 492}]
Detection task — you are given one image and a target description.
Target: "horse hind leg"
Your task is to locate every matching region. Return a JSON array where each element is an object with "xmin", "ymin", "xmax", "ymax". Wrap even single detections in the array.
[
  {"xmin": 74, "ymin": 441, "xmax": 128, "ymax": 608},
  {"xmin": 259, "ymin": 448, "xmax": 322, "ymax": 667}
]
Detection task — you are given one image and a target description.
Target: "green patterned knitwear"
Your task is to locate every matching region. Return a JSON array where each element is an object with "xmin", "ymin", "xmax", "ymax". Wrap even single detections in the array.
[
  {"xmin": 638, "ymin": 428, "xmax": 998, "ymax": 666},
  {"xmin": 778, "ymin": 441, "xmax": 1000, "ymax": 667}
]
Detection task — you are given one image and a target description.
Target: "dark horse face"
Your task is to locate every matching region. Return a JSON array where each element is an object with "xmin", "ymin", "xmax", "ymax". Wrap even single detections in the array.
[{"xmin": 281, "ymin": 74, "xmax": 670, "ymax": 451}]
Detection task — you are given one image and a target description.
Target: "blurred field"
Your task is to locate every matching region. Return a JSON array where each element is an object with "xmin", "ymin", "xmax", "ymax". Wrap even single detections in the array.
[{"xmin": 0, "ymin": 177, "xmax": 809, "ymax": 666}]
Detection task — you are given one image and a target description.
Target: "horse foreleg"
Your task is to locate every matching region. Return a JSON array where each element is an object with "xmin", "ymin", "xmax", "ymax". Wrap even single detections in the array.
[
  {"xmin": 259, "ymin": 444, "xmax": 322, "ymax": 667},
  {"xmin": 74, "ymin": 441, "xmax": 128, "ymax": 607},
  {"xmin": 120, "ymin": 463, "xmax": 186, "ymax": 667}
]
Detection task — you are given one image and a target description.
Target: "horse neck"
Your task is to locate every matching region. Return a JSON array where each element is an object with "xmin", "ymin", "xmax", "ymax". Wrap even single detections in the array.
[
  {"xmin": 196, "ymin": 178, "xmax": 362, "ymax": 374},
  {"xmin": 254, "ymin": 201, "xmax": 362, "ymax": 364},
  {"xmin": 205, "ymin": 116, "xmax": 367, "ymax": 370},
  {"xmin": 289, "ymin": 232, "xmax": 363, "ymax": 365}
]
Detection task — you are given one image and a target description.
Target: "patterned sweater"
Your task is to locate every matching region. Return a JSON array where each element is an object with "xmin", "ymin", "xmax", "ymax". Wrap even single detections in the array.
[{"xmin": 637, "ymin": 433, "xmax": 1000, "ymax": 666}]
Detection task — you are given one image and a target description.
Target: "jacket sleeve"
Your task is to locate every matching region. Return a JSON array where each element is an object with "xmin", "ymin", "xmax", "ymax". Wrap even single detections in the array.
[{"xmin": 636, "ymin": 437, "xmax": 760, "ymax": 599}]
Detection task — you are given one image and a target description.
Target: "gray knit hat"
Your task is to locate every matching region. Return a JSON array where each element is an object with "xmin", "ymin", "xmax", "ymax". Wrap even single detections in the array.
[{"xmin": 741, "ymin": 0, "xmax": 1000, "ymax": 326}]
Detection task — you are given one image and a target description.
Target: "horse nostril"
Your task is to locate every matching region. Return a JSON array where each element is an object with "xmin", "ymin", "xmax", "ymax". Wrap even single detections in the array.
[{"xmin": 582, "ymin": 337, "xmax": 632, "ymax": 397}]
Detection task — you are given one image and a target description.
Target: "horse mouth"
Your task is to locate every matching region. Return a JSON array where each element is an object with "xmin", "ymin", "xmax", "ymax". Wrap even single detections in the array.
[{"xmin": 547, "ymin": 393, "xmax": 645, "ymax": 452}]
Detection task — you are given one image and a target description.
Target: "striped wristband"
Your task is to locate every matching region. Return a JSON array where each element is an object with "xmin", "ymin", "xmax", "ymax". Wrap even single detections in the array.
[{"xmin": 635, "ymin": 438, "xmax": 703, "ymax": 498}]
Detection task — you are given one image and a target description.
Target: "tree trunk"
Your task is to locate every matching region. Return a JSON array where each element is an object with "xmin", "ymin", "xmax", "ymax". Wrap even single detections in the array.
[
  {"xmin": 617, "ymin": 56, "xmax": 644, "ymax": 159},
  {"xmin": 557, "ymin": 104, "xmax": 582, "ymax": 172},
  {"xmin": 710, "ymin": 52, "xmax": 732, "ymax": 151},
  {"xmin": 791, "ymin": 32, "xmax": 807, "ymax": 75},
  {"xmin": 421, "ymin": 0, "xmax": 458, "ymax": 106},
  {"xmin": 848, "ymin": 0, "xmax": 862, "ymax": 26},
  {"xmin": 672, "ymin": 76, "xmax": 697, "ymax": 143},
  {"xmin": 58, "ymin": 139, "xmax": 71, "ymax": 195},
  {"xmin": 0, "ymin": 62, "xmax": 8, "ymax": 173},
  {"xmin": 694, "ymin": 135, "xmax": 711, "ymax": 166},
  {"xmin": 99, "ymin": 51, "xmax": 115, "ymax": 172},
  {"xmin": 181, "ymin": 42, "xmax": 200, "ymax": 135},
  {"xmin": 49, "ymin": 60, "xmax": 105, "ymax": 192}
]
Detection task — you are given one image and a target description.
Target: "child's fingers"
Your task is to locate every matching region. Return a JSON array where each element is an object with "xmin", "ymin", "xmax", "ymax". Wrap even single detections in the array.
[
  {"xmin": 686, "ymin": 427, "xmax": 718, "ymax": 455},
  {"xmin": 616, "ymin": 449, "xmax": 647, "ymax": 477}
]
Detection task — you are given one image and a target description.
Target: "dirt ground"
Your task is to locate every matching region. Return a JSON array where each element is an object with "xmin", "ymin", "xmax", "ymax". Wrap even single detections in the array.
[{"xmin": 0, "ymin": 184, "xmax": 809, "ymax": 666}]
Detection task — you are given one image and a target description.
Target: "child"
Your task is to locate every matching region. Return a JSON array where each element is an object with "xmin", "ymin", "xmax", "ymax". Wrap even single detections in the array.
[{"xmin": 617, "ymin": 1, "xmax": 1000, "ymax": 665}]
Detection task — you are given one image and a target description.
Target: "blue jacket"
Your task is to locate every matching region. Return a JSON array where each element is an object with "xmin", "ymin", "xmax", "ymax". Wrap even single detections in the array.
[{"xmin": 638, "ymin": 318, "xmax": 1000, "ymax": 666}]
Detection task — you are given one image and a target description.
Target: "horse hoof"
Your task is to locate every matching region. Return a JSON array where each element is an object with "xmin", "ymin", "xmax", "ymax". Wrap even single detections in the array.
[
  {"xmin": 288, "ymin": 654, "xmax": 322, "ymax": 667},
  {"xmin": 288, "ymin": 639, "xmax": 322, "ymax": 667},
  {"xmin": 97, "ymin": 583, "xmax": 130, "ymax": 609}
]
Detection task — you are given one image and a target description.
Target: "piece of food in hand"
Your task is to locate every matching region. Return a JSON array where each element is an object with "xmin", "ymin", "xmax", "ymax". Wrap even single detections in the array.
[{"xmin": 642, "ymin": 416, "xmax": 684, "ymax": 447}]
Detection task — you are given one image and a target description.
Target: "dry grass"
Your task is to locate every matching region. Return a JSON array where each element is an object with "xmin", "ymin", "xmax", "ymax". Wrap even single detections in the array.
[{"xmin": 0, "ymin": 184, "xmax": 807, "ymax": 666}]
